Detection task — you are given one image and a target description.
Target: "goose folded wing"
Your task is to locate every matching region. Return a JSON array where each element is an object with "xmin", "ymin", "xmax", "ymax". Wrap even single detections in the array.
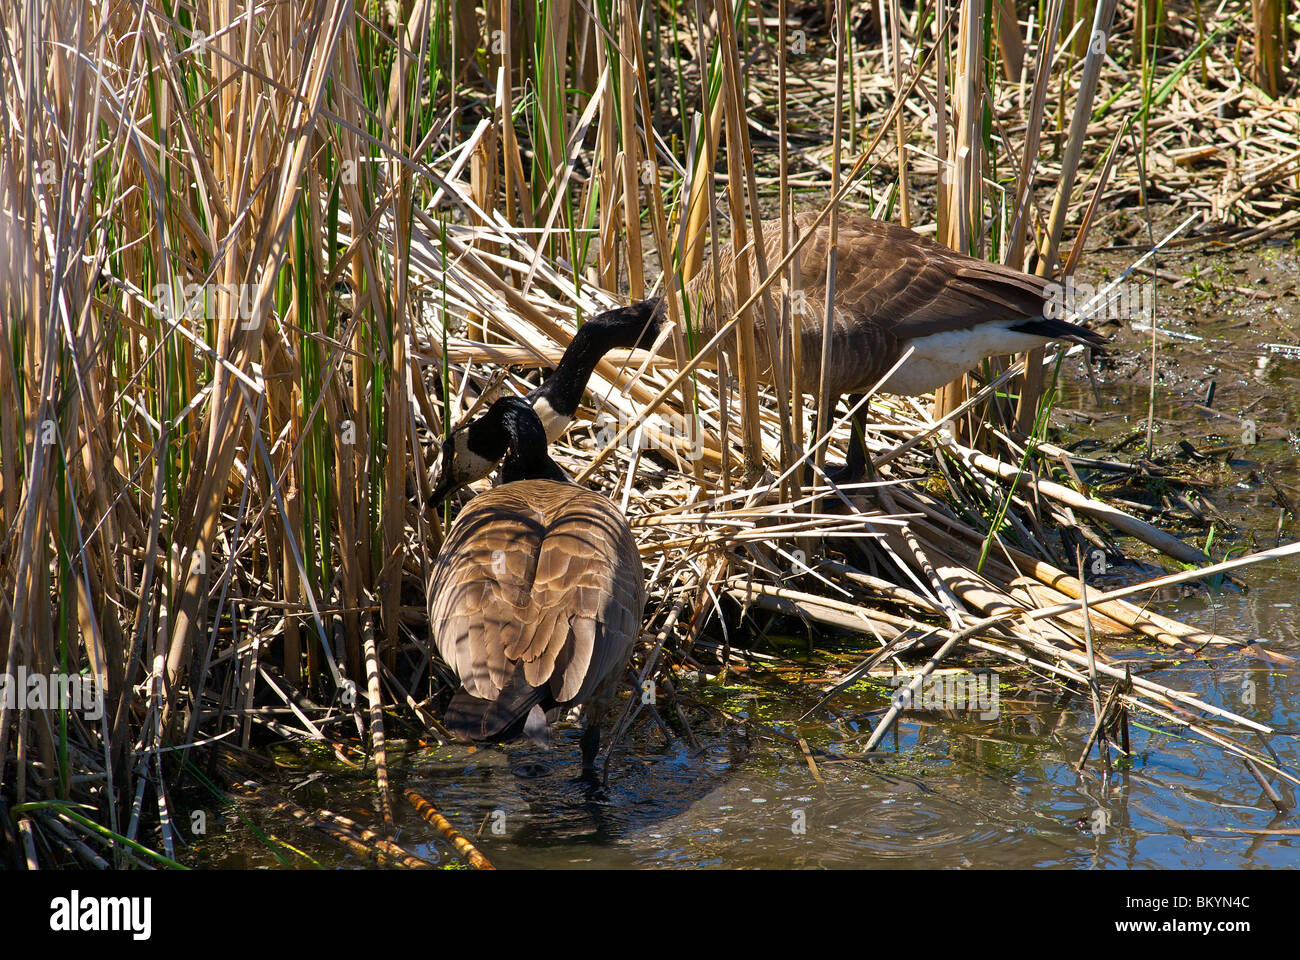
[
  {"xmin": 429, "ymin": 488, "xmax": 643, "ymax": 706},
  {"xmin": 514, "ymin": 495, "xmax": 644, "ymax": 705},
  {"xmin": 428, "ymin": 496, "xmax": 546, "ymax": 700}
]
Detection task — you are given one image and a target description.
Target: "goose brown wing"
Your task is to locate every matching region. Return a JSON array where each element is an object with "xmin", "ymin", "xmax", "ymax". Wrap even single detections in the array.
[
  {"xmin": 692, "ymin": 212, "xmax": 1049, "ymax": 333},
  {"xmin": 806, "ymin": 214, "xmax": 1051, "ymax": 337},
  {"xmin": 526, "ymin": 486, "xmax": 644, "ymax": 704},
  {"xmin": 428, "ymin": 481, "xmax": 644, "ymax": 707},
  {"xmin": 686, "ymin": 213, "xmax": 1053, "ymax": 395},
  {"xmin": 428, "ymin": 488, "xmax": 541, "ymax": 700}
]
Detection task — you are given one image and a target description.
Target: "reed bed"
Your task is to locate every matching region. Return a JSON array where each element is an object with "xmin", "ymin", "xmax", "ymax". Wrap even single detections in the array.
[{"xmin": 1, "ymin": 0, "xmax": 1297, "ymax": 868}]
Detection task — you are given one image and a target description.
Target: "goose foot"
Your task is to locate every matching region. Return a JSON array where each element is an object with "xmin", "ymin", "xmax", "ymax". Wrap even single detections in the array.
[
  {"xmin": 802, "ymin": 460, "xmax": 865, "ymax": 487},
  {"xmin": 824, "ymin": 461, "xmax": 866, "ymax": 486}
]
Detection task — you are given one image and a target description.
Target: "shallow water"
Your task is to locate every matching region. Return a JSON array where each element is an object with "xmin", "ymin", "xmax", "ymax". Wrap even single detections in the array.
[
  {"xmin": 191, "ymin": 252, "xmax": 1300, "ymax": 869},
  {"xmin": 195, "ymin": 448, "xmax": 1300, "ymax": 870},
  {"xmin": 196, "ymin": 589, "xmax": 1298, "ymax": 869}
]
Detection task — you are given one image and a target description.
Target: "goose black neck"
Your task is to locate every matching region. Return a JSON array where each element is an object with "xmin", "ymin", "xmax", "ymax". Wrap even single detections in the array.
[
  {"xmin": 527, "ymin": 319, "xmax": 618, "ymax": 420},
  {"xmin": 495, "ymin": 398, "xmax": 567, "ymax": 484},
  {"xmin": 529, "ymin": 299, "xmax": 664, "ymax": 419}
]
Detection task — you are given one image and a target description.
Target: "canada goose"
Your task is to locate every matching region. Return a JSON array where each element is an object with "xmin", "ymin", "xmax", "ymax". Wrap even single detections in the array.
[
  {"xmin": 429, "ymin": 297, "xmax": 667, "ymax": 506},
  {"xmin": 427, "ymin": 396, "xmax": 645, "ymax": 772},
  {"xmin": 686, "ymin": 211, "xmax": 1107, "ymax": 476}
]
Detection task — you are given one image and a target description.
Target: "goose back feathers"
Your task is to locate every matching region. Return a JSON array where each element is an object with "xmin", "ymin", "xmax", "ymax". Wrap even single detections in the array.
[
  {"xmin": 429, "ymin": 480, "xmax": 644, "ymax": 742},
  {"xmin": 427, "ymin": 398, "xmax": 644, "ymax": 755},
  {"xmin": 685, "ymin": 211, "xmax": 1105, "ymax": 398}
]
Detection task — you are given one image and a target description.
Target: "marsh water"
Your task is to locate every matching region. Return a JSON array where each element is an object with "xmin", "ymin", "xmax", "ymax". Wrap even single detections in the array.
[{"xmin": 190, "ymin": 245, "xmax": 1300, "ymax": 869}]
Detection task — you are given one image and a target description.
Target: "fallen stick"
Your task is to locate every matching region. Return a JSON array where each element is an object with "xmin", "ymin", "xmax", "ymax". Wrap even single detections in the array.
[
  {"xmin": 853, "ymin": 539, "xmax": 1300, "ymax": 749},
  {"xmin": 950, "ymin": 442, "xmax": 1214, "ymax": 568},
  {"xmin": 898, "ymin": 487, "xmax": 1238, "ymax": 649},
  {"xmin": 361, "ymin": 610, "xmax": 394, "ymax": 833},
  {"xmin": 725, "ymin": 579, "xmax": 930, "ymax": 641},
  {"xmin": 244, "ymin": 786, "xmax": 433, "ymax": 868},
  {"xmin": 1021, "ymin": 539, "xmax": 1300, "ymax": 629},
  {"xmin": 404, "ymin": 788, "xmax": 495, "ymax": 870},
  {"xmin": 998, "ymin": 544, "xmax": 1239, "ymax": 649}
]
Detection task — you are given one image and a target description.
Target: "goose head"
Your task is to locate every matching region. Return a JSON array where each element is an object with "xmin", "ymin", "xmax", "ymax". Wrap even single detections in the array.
[{"xmin": 428, "ymin": 298, "xmax": 666, "ymax": 505}]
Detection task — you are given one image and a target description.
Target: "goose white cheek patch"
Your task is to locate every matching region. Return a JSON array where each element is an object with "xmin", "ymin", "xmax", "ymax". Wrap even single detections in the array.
[
  {"xmin": 437, "ymin": 432, "xmax": 499, "ymax": 492},
  {"xmin": 531, "ymin": 395, "xmax": 572, "ymax": 442}
]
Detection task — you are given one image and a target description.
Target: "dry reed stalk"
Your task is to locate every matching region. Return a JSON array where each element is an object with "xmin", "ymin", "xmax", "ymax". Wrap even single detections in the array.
[
  {"xmin": 1006, "ymin": 0, "xmax": 1064, "ymax": 274},
  {"xmin": 776, "ymin": 0, "xmax": 804, "ymax": 507},
  {"xmin": 469, "ymin": 125, "xmax": 499, "ymax": 342},
  {"xmin": 1250, "ymin": 0, "xmax": 1287, "ymax": 97},
  {"xmin": 3, "ymin": 0, "xmax": 1297, "ymax": 869},
  {"xmin": 617, "ymin": 4, "xmax": 706, "ymax": 483},
  {"xmin": 716, "ymin": 2, "xmax": 795, "ymax": 477},
  {"xmin": 497, "ymin": 0, "xmax": 525, "ymax": 227},
  {"xmin": 931, "ymin": 0, "xmax": 985, "ymax": 430},
  {"xmin": 619, "ymin": 0, "xmax": 645, "ymax": 299},
  {"xmin": 594, "ymin": 12, "xmax": 621, "ymax": 289},
  {"xmin": 681, "ymin": 92, "xmax": 727, "ymax": 283},
  {"xmin": 404, "ymin": 788, "xmax": 495, "ymax": 870},
  {"xmin": 361, "ymin": 610, "xmax": 394, "ymax": 833},
  {"xmin": 1014, "ymin": 0, "xmax": 1117, "ymax": 433},
  {"xmin": 888, "ymin": 0, "xmax": 911, "ymax": 227},
  {"xmin": 813, "ymin": 0, "xmax": 848, "ymax": 476},
  {"xmin": 713, "ymin": 0, "xmax": 765, "ymax": 481},
  {"xmin": 995, "ymin": 0, "xmax": 1026, "ymax": 80},
  {"xmin": 933, "ymin": 0, "xmax": 951, "ymax": 240},
  {"xmin": 245, "ymin": 785, "xmax": 432, "ymax": 868}
]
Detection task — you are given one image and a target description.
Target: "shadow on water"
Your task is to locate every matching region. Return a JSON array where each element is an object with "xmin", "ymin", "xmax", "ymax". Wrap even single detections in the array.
[{"xmin": 398, "ymin": 724, "xmax": 756, "ymax": 868}]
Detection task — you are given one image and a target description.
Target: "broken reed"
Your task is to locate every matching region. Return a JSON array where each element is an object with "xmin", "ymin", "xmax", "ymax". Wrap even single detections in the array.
[
  {"xmin": 1, "ymin": 0, "xmax": 1298, "ymax": 867},
  {"xmin": 1250, "ymin": 0, "xmax": 1288, "ymax": 98}
]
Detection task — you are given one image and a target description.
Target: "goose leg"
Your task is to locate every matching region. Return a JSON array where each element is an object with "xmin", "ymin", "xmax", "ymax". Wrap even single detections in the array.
[
  {"xmin": 580, "ymin": 724, "xmax": 601, "ymax": 771},
  {"xmin": 825, "ymin": 394, "xmax": 869, "ymax": 484}
]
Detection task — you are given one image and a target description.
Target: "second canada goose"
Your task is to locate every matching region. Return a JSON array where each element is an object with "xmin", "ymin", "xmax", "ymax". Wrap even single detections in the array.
[
  {"xmin": 429, "ymin": 297, "xmax": 667, "ymax": 505},
  {"xmin": 686, "ymin": 211, "xmax": 1107, "ymax": 476},
  {"xmin": 428, "ymin": 396, "xmax": 645, "ymax": 772}
]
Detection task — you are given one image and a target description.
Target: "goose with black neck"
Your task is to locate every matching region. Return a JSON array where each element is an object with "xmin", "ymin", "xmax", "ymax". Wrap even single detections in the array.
[
  {"xmin": 427, "ymin": 396, "xmax": 645, "ymax": 775},
  {"xmin": 429, "ymin": 297, "xmax": 667, "ymax": 506}
]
